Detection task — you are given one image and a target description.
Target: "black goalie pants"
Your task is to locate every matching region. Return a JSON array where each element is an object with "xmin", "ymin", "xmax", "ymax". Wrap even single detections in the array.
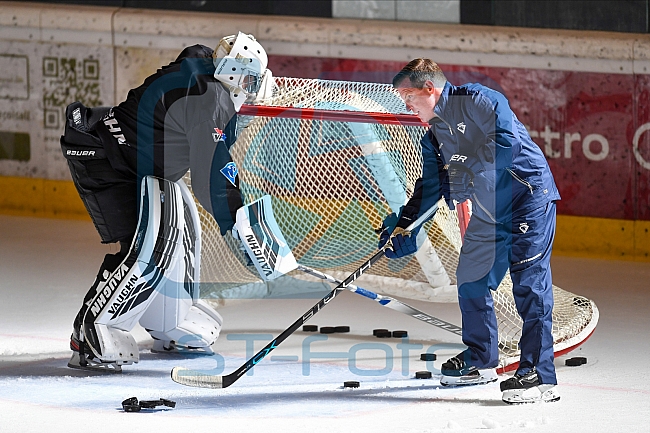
[{"xmin": 61, "ymin": 103, "xmax": 139, "ymax": 332}]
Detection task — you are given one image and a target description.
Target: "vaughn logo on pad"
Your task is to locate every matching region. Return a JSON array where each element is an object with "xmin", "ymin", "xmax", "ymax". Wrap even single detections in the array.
[{"xmin": 234, "ymin": 195, "xmax": 298, "ymax": 281}]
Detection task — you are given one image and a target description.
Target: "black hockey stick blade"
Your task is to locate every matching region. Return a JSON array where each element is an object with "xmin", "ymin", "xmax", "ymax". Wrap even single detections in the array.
[{"xmin": 170, "ymin": 250, "xmax": 384, "ymax": 389}]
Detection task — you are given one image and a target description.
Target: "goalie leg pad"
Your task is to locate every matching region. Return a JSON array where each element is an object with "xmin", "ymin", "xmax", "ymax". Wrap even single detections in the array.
[
  {"xmin": 139, "ymin": 179, "xmax": 221, "ymax": 353},
  {"xmin": 91, "ymin": 324, "xmax": 139, "ymax": 364},
  {"xmin": 82, "ymin": 176, "xmax": 187, "ymax": 364},
  {"xmin": 148, "ymin": 301, "xmax": 223, "ymax": 353}
]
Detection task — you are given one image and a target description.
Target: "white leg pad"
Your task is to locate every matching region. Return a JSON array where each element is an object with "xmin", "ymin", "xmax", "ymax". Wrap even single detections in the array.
[
  {"xmin": 194, "ymin": 299, "xmax": 224, "ymax": 325},
  {"xmin": 82, "ymin": 176, "xmax": 188, "ymax": 364},
  {"xmin": 94, "ymin": 324, "xmax": 139, "ymax": 364},
  {"xmin": 147, "ymin": 302, "xmax": 223, "ymax": 349},
  {"xmin": 139, "ymin": 178, "xmax": 222, "ymax": 352}
]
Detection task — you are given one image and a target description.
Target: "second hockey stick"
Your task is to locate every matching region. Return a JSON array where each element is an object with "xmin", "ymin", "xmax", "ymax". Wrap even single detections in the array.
[
  {"xmin": 296, "ymin": 265, "xmax": 462, "ymax": 336},
  {"xmin": 170, "ymin": 201, "xmax": 439, "ymax": 389}
]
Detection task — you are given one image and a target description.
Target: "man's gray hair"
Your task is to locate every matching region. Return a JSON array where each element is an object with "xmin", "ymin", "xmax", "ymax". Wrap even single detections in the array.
[{"xmin": 392, "ymin": 58, "xmax": 447, "ymax": 89}]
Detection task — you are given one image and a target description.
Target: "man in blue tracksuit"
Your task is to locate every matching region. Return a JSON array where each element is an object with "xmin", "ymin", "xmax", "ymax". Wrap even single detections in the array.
[{"xmin": 378, "ymin": 58, "xmax": 561, "ymax": 404}]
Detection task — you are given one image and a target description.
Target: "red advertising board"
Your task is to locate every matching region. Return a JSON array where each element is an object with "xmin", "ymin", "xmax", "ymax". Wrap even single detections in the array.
[{"xmin": 269, "ymin": 55, "xmax": 650, "ymax": 221}]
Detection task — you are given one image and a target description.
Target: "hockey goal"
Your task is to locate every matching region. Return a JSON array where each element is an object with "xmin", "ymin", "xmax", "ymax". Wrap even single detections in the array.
[{"xmin": 184, "ymin": 77, "xmax": 598, "ymax": 372}]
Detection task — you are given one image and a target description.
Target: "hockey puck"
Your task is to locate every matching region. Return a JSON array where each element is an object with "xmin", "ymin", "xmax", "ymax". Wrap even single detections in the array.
[
  {"xmin": 320, "ymin": 326, "xmax": 336, "ymax": 334},
  {"xmin": 373, "ymin": 328, "xmax": 389, "ymax": 336},
  {"xmin": 334, "ymin": 326, "xmax": 350, "ymax": 333},
  {"xmin": 375, "ymin": 330, "xmax": 392, "ymax": 338},
  {"xmin": 302, "ymin": 325, "xmax": 318, "ymax": 332},
  {"xmin": 343, "ymin": 380, "xmax": 360, "ymax": 388},
  {"xmin": 565, "ymin": 356, "xmax": 587, "ymax": 366},
  {"xmin": 392, "ymin": 330, "xmax": 408, "ymax": 338},
  {"xmin": 420, "ymin": 353, "xmax": 436, "ymax": 361},
  {"xmin": 415, "ymin": 371, "xmax": 432, "ymax": 379}
]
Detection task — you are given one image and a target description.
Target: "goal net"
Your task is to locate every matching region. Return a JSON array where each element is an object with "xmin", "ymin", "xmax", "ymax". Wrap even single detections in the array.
[{"xmin": 184, "ymin": 77, "xmax": 598, "ymax": 372}]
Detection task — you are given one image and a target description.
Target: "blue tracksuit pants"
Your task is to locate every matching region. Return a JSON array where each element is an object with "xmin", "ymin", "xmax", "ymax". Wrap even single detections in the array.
[{"xmin": 456, "ymin": 201, "xmax": 557, "ymax": 385}]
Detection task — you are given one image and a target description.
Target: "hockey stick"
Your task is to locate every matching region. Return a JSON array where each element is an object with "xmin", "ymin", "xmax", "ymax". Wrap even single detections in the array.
[
  {"xmin": 235, "ymin": 197, "xmax": 461, "ymax": 334},
  {"xmin": 170, "ymin": 202, "xmax": 439, "ymax": 389},
  {"xmin": 295, "ymin": 265, "xmax": 462, "ymax": 336},
  {"xmin": 231, "ymin": 195, "xmax": 458, "ymax": 337}
]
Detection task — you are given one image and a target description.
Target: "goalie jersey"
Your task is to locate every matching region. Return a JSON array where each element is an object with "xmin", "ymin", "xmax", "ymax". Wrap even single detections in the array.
[{"xmin": 94, "ymin": 44, "xmax": 242, "ymax": 234}]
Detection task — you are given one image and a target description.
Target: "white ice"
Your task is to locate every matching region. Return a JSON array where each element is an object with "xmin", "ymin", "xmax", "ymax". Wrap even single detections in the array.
[{"xmin": 1, "ymin": 215, "xmax": 649, "ymax": 432}]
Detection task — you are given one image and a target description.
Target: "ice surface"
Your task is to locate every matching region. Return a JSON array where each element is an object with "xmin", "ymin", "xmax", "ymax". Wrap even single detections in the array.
[{"xmin": 1, "ymin": 215, "xmax": 649, "ymax": 432}]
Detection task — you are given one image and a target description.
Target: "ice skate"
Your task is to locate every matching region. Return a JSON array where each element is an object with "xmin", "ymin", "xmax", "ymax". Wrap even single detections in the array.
[
  {"xmin": 500, "ymin": 368, "xmax": 560, "ymax": 404},
  {"xmin": 439, "ymin": 351, "xmax": 498, "ymax": 386},
  {"xmin": 150, "ymin": 338, "xmax": 215, "ymax": 355},
  {"xmin": 67, "ymin": 330, "xmax": 123, "ymax": 374}
]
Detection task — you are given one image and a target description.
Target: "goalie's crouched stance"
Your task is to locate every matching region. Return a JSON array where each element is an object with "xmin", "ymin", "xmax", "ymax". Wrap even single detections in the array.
[
  {"xmin": 63, "ymin": 170, "xmax": 223, "ymax": 372},
  {"xmin": 61, "ymin": 116, "xmax": 222, "ymax": 372}
]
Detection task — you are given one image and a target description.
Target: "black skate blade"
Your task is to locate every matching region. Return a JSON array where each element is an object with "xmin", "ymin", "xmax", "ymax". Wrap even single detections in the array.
[
  {"xmin": 67, "ymin": 361, "xmax": 123, "ymax": 374},
  {"xmin": 150, "ymin": 340, "xmax": 214, "ymax": 356},
  {"xmin": 67, "ymin": 352, "xmax": 123, "ymax": 374}
]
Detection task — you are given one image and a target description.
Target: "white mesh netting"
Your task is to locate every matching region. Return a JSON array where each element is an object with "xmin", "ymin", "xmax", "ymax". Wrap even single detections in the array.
[{"xmin": 186, "ymin": 77, "xmax": 598, "ymax": 370}]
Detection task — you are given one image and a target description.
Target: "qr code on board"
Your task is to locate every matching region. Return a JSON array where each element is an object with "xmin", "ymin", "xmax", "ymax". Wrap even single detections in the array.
[{"xmin": 42, "ymin": 56, "xmax": 102, "ymax": 130}]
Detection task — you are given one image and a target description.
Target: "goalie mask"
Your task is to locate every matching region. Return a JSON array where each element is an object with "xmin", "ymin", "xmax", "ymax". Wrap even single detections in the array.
[{"xmin": 213, "ymin": 32, "xmax": 273, "ymax": 112}]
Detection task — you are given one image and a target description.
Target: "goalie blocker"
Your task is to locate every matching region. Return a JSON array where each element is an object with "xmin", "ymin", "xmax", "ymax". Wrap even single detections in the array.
[
  {"xmin": 72, "ymin": 176, "xmax": 223, "ymax": 371},
  {"xmin": 233, "ymin": 195, "xmax": 297, "ymax": 281}
]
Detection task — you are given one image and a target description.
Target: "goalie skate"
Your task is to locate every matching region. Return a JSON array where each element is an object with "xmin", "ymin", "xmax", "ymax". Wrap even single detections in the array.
[
  {"xmin": 67, "ymin": 333, "xmax": 123, "ymax": 373},
  {"xmin": 150, "ymin": 338, "xmax": 214, "ymax": 355}
]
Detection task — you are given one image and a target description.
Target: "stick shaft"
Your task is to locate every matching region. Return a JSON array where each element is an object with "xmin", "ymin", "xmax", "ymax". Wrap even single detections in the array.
[
  {"xmin": 297, "ymin": 265, "xmax": 462, "ymax": 336},
  {"xmin": 171, "ymin": 202, "xmax": 439, "ymax": 389}
]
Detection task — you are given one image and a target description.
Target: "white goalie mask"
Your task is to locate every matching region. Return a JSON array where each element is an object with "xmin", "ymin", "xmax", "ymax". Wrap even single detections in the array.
[{"xmin": 213, "ymin": 32, "xmax": 273, "ymax": 111}]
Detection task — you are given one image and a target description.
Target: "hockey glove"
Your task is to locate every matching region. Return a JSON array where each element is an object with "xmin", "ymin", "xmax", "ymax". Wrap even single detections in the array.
[
  {"xmin": 376, "ymin": 212, "xmax": 399, "ymax": 249},
  {"xmin": 376, "ymin": 203, "xmax": 420, "ymax": 249},
  {"xmin": 445, "ymin": 153, "xmax": 483, "ymax": 209},
  {"xmin": 385, "ymin": 232, "xmax": 418, "ymax": 259},
  {"xmin": 377, "ymin": 207, "xmax": 422, "ymax": 259}
]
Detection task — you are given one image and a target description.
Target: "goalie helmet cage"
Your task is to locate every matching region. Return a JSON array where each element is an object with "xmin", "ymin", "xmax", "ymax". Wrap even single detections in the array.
[{"xmin": 182, "ymin": 77, "xmax": 598, "ymax": 372}]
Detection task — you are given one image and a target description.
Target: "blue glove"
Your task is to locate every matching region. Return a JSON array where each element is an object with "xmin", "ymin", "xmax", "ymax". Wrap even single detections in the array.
[
  {"xmin": 377, "ymin": 205, "xmax": 422, "ymax": 259},
  {"xmin": 376, "ymin": 212, "xmax": 399, "ymax": 249},
  {"xmin": 448, "ymin": 164, "xmax": 474, "ymax": 200},
  {"xmin": 445, "ymin": 153, "xmax": 483, "ymax": 209},
  {"xmin": 377, "ymin": 212, "xmax": 422, "ymax": 259},
  {"xmin": 385, "ymin": 232, "xmax": 418, "ymax": 259}
]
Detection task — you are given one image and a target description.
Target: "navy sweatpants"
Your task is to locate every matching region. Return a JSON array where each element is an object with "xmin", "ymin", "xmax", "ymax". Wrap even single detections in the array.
[{"xmin": 456, "ymin": 201, "xmax": 557, "ymax": 385}]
